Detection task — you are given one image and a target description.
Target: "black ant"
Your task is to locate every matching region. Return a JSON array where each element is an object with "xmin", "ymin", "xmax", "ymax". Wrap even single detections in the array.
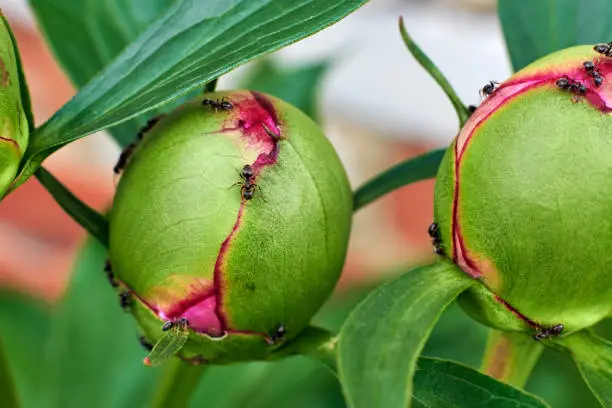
[
  {"xmin": 119, "ymin": 291, "xmax": 132, "ymax": 311},
  {"xmin": 235, "ymin": 164, "xmax": 261, "ymax": 201},
  {"xmin": 138, "ymin": 335, "xmax": 154, "ymax": 352},
  {"xmin": 428, "ymin": 222, "xmax": 444, "ymax": 255},
  {"xmin": 137, "ymin": 116, "xmax": 162, "ymax": 140},
  {"xmin": 467, "ymin": 105, "xmax": 478, "ymax": 114},
  {"xmin": 113, "ymin": 143, "xmax": 136, "ymax": 175},
  {"xmin": 265, "ymin": 325, "xmax": 286, "ymax": 345},
  {"xmin": 556, "ymin": 76, "xmax": 587, "ymax": 95},
  {"xmin": 594, "ymin": 42, "xmax": 612, "ymax": 57},
  {"xmin": 162, "ymin": 317, "xmax": 190, "ymax": 332},
  {"xmin": 479, "ymin": 81, "xmax": 499, "ymax": 98},
  {"xmin": 583, "ymin": 61, "xmax": 604, "ymax": 87},
  {"xmin": 104, "ymin": 259, "xmax": 119, "ymax": 288},
  {"xmin": 114, "ymin": 116, "xmax": 162, "ymax": 176},
  {"xmin": 533, "ymin": 323, "xmax": 564, "ymax": 341},
  {"xmin": 203, "ymin": 97, "xmax": 233, "ymax": 111}
]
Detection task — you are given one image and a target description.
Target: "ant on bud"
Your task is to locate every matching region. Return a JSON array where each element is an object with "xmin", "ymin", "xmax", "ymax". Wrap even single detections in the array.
[
  {"xmin": 594, "ymin": 42, "xmax": 612, "ymax": 58},
  {"xmin": 583, "ymin": 60, "xmax": 604, "ymax": 87},
  {"xmin": 138, "ymin": 335, "xmax": 154, "ymax": 352},
  {"xmin": 533, "ymin": 323, "xmax": 564, "ymax": 341},
  {"xmin": 265, "ymin": 325, "xmax": 286, "ymax": 345},
  {"xmin": 202, "ymin": 97, "xmax": 233, "ymax": 111},
  {"xmin": 114, "ymin": 116, "xmax": 163, "ymax": 176},
  {"xmin": 556, "ymin": 76, "xmax": 587, "ymax": 96},
  {"xmin": 479, "ymin": 81, "xmax": 499, "ymax": 98},
  {"xmin": 428, "ymin": 222, "xmax": 444, "ymax": 255},
  {"xmin": 104, "ymin": 259, "xmax": 119, "ymax": 288},
  {"xmin": 234, "ymin": 164, "xmax": 261, "ymax": 201},
  {"xmin": 162, "ymin": 318, "xmax": 190, "ymax": 332},
  {"xmin": 119, "ymin": 291, "xmax": 132, "ymax": 311}
]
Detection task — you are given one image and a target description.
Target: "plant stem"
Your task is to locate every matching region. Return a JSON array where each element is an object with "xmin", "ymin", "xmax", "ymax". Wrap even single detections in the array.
[
  {"xmin": 0, "ymin": 338, "xmax": 19, "ymax": 408},
  {"xmin": 35, "ymin": 167, "xmax": 109, "ymax": 247},
  {"xmin": 399, "ymin": 17, "xmax": 471, "ymax": 127},
  {"xmin": 481, "ymin": 329, "xmax": 543, "ymax": 388},
  {"xmin": 149, "ymin": 359, "xmax": 207, "ymax": 408}
]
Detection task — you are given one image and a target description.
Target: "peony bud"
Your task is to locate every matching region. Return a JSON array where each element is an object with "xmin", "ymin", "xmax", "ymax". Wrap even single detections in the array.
[
  {"xmin": 109, "ymin": 91, "xmax": 352, "ymax": 364},
  {"xmin": 434, "ymin": 45, "xmax": 612, "ymax": 336},
  {"xmin": 0, "ymin": 14, "xmax": 29, "ymax": 198}
]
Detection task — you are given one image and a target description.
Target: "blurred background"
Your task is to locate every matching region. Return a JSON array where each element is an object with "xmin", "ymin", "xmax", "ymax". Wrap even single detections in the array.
[{"xmin": 0, "ymin": 0, "xmax": 604, "ymax": 407}]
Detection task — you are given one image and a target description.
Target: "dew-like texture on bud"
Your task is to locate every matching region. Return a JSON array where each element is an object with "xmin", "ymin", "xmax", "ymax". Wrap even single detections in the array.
[
  {"xmin": 0, "ymin": 15, "xmax": 29, "ymax": 198},
  {"xmin": 109, "ymin": 91, "xmax": 352, "ymax": 363},
  {"xmin": 434, "ymin": 45, "xmax": 612, "ymax": 334}
]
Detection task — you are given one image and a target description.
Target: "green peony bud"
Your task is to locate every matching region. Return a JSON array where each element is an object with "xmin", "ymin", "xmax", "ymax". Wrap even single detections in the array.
[
  {"xmin": 108, "ymin": 90, "xmax": 352, "ymax": 364},
  {"xmin": 433, "ymin": 45, "xmax": 612, "ymax": 338},
  {"xmin": 0, "ymin": 14, "xmax": 29, "ymax": 198}
]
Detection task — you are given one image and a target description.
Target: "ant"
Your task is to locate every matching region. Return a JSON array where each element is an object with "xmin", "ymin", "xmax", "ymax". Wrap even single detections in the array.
[
  {"xmin": 556, "ymin": 76, "xmax": 587, "ymax": 95},
  {"xmin": 583, "ymin": 60, "xmax": 604, "ymax": 87},
  {"xmin": 162, "ymin": 317, "xmax": 190, "ymax": 332},
  {"xmin": 104, "ymin": 259, "xmax": 119, "ymax": 288},
  {"xmin": 594, "ymin": 42, "xmax": 612, "ymax": 58},
  {"xmin": 479, "ymin": 81, "xmax": 499, "ymax": 98},
  {"xmin": 137, "ymin": 116, "xmax": 162, "ymax": 140},
  {"xmin": 467, "ymin": 105, "xmax": 478, "ymax": 114},
  {"xmin": 113, "ymin": 143, "xmax": 136, "ymax": 176},
  {"xmin": 114, "ymin": 116, "xmax": 162, "ymax": 176},
  {"xmin": 119, "ymin": 291, "xmax": 132, "ymax": 311},
  {"xmin": 138, "ymin": 335, "xmax": 154, "ymax": 352},
  {"xmin": 428, "ymin": 222, "xmax": 444, "ymax": 255},
  {"xmin": 533, "ymin": 323, "xmax": 564, "ymax": 341},
  {"xmin": 235, "ymin": 164, "xmax": 261, "ymax": 201},
  {"xmin": 265, "ymin": 325, "xmax": 286, "ymax": 345},
  {"xmin": 202, "ymin": 97, "xmax": 233, "ymax": 111}
]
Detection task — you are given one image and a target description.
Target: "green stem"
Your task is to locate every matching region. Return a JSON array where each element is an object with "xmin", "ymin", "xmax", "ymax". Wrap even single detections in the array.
[
  {"xmin": 481, "ymin": 329, "xmax": 543, "ymax": 388},
  {"xmin": 0, "ymin": 338, "xmax": 19, "ymax": 408},
  {"xmin": 353, "ymin": 148, "xmax": 445, "ymax": 212},
  {"xmin": 35, "ymin": 167, "xmax": 109, "ymax": 247},
  {"xmin": 149, "ymin": 359, "xmax": 207, "ymax": 408},
  {"xmin": 269, "ymin": 326, "xmax": 338, "ymax": 374},
  {"xmin": 398, "ymin": 17, "xmax": 470, "ymax": 127}
]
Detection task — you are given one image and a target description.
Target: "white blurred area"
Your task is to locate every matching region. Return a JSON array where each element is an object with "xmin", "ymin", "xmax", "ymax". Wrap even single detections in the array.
[{"xmin": 0, "ymin": 0, "xmax": 512, "ymax": 299}]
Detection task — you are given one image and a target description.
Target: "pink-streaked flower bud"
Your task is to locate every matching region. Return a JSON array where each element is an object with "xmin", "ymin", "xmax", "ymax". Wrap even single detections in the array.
[
  {"xmin": 0, "ymin": 14, "xmax": 29, "ymax": 198},
  {"xmin": 434, "ymin": 45, "xmax": 612, "ymax": 337},
  {"xmin": 109, "ymin": 91, "xmax": 352, "ymax": 364}
]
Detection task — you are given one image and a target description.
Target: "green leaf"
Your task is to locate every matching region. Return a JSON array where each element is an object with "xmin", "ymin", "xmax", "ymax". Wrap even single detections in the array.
[
  {"xmin": 412, "ymin": 358, "xmax": 549, "ymax": 408},
  {"xmin": 43, "ymin": 240, "xmax": 161, "ymax": 408},
  {"xmin": 240, "ymin": 60, "xmax": 328, "ymax": 121},
  {"xmin": 337, "ymin": 260, "xmax": 475, "ymax": 408},
  {"xmin": 399, "ymin": 17, "xmax": 469, "ymax": 127},
  {"xmin": 19, "ymin": 0, "xmax": 369, "ymax": 185},
  {"xmin": 353, "ymin": 148, "xmax": 445, "ymax": 211},
  {"xmin": 553, "ymin": 330, "xmax": 612, "ymax": 407},
  {"xmin": 28, "ymin": 0, "xmax": 174, "ymax": 146},
  {"xmin": 35, "ymin": 167, "xmax": 109, "ymax": 247},
  {"xmin": 0, "ymin": 338, "xmax": 19, "ymax": 408},
  {"xmin": 498, "ymin": 0, "xmax": 612, "ymax": 72},
  {"xmin": 0, "ymin": 291, "xmax": 51, "ymax": 408}
]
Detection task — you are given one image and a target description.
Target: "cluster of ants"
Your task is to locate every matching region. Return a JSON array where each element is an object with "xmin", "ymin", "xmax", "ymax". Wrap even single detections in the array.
[{"xmin": 472, "ymin": 42, "xmax": 612, "ymax": 109}]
